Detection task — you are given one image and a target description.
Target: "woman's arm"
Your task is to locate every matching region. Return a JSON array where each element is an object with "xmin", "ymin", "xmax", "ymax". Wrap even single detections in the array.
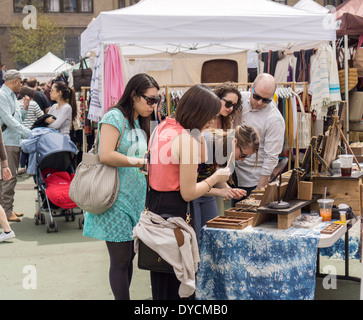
[
  {"xmin": 178, "ymin": 134, "xmax": 230, "ymax": 202},
  {"xmin": 47, "ymin": 105, "xmax": 71, "ymax": 130},
  {"xmin": 98, "ymin": 123, "xmax": 145, "ymax": 168}
]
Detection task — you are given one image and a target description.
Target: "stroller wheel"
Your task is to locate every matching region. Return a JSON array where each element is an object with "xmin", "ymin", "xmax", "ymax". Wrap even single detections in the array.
[
  {"xmin": 41, "ymin": 213, "xmax": 46, "ymax": 225},
  {"xmin": 34, "ymin": 212, "xmax": 40, "ymax": 225},
  {"xmin": 78, "ymin": 217, "xmax": 84, "ymax": 230},
  {"xmin": 46, "ymin": 220, "xmax": 58, "ymax": 233}
]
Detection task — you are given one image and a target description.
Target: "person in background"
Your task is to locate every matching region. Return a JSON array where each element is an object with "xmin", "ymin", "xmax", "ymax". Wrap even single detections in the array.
[
  {"xmin": 0, "ymin": 64, "xmax": 7, "ymax": 87},
  {"xmin": 46, "ymin": 81, "xmax": 77, "ymax": 138},
  {"xmin": 193, "ymin": 125, "xmax": 259, "ymax": 240},
  {"xmin": 232, "ymin": 73, "xmax": 285, "ymax": 206},
  {"xmin": 0, "ymin": 70, "xmax": 31, "ymax": 222},
  {"xmin": 26, "ymin": 78, "xmax": 51, "ymax": 113},
  {"xmin": 210, "ymin": 82, "xmax": 242, "ymax": 131},
  {"xmin": 83, "ymin": 73, "xmax": 159, "ymax": 300},
  {"xmin": 146, "ymin": 84, "xmax": 231, "ymax": 300},
  {"xmin": 17, "ymin": 86, "xmax": 44, "ymax": 175}
]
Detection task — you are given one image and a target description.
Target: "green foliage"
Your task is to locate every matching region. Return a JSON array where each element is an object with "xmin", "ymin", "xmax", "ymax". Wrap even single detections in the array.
[{"xmin": 8, "ymin": 12, "xmax": 65, "ymax": 65}]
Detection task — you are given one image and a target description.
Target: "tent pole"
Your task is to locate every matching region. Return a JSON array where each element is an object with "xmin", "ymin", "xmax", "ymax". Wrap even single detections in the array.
[
  {"xmin": 344, "ymin": 35, "xmax": 349, "ymax": 142},
  {"xmin": 332, "ymin": 40, "xmax": 339, "ymax": 114},
  {"xmin": 101, "ymin": 43, "xmax": 105, "ymax": 113}
]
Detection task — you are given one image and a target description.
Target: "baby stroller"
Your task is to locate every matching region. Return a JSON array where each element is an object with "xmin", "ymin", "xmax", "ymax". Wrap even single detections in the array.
[{"xmin": 22, "ymin": 128, "xmax": 83, "ymax": 233}]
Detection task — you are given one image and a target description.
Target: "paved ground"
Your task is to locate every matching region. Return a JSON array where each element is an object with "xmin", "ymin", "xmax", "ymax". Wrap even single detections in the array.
[
  {"xmin": 0, "ymin": 174, "xmax": 361, "ymax": 300},
  {"xmin": 0, "ymin": 174, "xmax": 151, "ymax": 300}
]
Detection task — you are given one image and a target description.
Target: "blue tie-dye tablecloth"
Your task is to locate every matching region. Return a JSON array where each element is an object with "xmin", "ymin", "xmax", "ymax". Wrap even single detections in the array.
[{"xmin": 196, "ymin": 223, "xmax": 326, "ymax": 300}]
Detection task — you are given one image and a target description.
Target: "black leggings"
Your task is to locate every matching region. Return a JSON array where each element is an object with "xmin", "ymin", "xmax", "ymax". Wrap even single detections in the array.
[{"xmin": 106, "ymin": 240, "xmax": 135, "ymax": 300}]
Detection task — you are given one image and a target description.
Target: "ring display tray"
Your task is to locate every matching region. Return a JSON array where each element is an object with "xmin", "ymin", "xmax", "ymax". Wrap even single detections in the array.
[{"xmin": 206, "ymin": 216, "xmax": 254, "ymax": 230}]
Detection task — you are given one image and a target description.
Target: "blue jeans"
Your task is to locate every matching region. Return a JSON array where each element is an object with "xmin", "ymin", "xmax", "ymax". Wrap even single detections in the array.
[
  {"xmin": 230, "ymin": 186, "xmax": 257, "ymax": 208},
  {"xmin": 193, "ymin": 196, "xmax": 218, "ymax": 241}
]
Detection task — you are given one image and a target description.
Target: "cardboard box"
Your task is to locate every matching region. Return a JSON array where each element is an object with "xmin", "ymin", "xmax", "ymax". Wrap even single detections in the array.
[{"xmin": 348, "ymin": 146, "xmax": 363, "ymax": 156}]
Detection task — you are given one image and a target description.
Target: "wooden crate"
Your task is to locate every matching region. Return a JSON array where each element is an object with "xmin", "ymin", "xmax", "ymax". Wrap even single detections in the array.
[
  {"xmin": 312, "ymin": 173, "xmax": 363, "ymax": 214},
  {"xmin": 348, "ymin": 146, "xmax": 363, "ymax": 156},
  {"xmin": 206, "ymin": 216, "xmax": 254, "ymax": 230}
]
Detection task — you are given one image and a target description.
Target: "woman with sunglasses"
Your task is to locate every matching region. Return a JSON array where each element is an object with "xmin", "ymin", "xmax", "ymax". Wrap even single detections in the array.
[
  {"xmin": 193, "ymin": 125, "xmax": 259, "ymax": 240},
  {"xmin": 210, "ymin": 82, "xmax": 241, "ymax": 131},
  {"xmin": 83, "ymin": 73, "xmax": 160, "ymax": 300},
  {"xmin": 145, "ymin": 84, "xmax": 231, "ymax": 300}
]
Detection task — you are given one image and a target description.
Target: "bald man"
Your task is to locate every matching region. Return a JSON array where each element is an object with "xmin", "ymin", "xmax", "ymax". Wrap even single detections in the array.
[{"xmin": 232, "ymin": 74, "xmax": 285, "ymax": 205}]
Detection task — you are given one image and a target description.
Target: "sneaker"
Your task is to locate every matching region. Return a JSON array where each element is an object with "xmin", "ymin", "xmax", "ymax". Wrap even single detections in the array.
[
  {"xmin": 17, "ymin": 168, "xmax": 26, "ymax": 175},
  {"xmin": 0, "ymin": 230, "xmax": 16, "ymax": 242}
]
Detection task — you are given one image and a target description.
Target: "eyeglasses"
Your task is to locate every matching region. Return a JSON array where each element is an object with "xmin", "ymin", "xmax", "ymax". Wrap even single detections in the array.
[
  {"xmin": 140, "ymin": 94, "xmax": 161, "ymax": 106},
  {"xmin": 221, "ymin": 98, "xmax": 238, "ymax": 110},
  {"xmin": 239, "ymin": 148, "xmax": 251, "ymax": 159},
  {"xmin": 252, "ymin": 87, "xmax": 272, "ymax": 104}
]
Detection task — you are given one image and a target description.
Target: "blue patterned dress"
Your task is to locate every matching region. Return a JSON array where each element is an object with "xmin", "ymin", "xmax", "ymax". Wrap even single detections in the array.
[{"xmin": 83, "ymin": 109, "xmax": 147, "ymax": 242}]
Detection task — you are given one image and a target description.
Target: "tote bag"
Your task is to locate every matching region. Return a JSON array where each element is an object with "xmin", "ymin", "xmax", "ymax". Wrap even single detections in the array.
[
  {"xmin": 69, "ymin": 118, "xmax": 125, "ymax": 214},
  {"xmin": 73, "ymin": 59, "xmax": 92, "ymax": 91},
  {"xmin": 296, "ymin": 90, "xmax": 311, "ymax": 149}
]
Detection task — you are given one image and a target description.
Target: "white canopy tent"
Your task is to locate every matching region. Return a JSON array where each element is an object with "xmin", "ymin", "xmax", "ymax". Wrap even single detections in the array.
[
  {"xmin": 81, "ymin": 0, "xmax": 336, "ymax": 57},
  {"xmin": 80, "ymin": 0, "xmax": 337, "ymax": 122},
  {"xmin": 19, "ymin": 52, "xmax": 73, "ymax": 83},
  {"xmin": 293, "ymin": 0, "xmax": 330, "ymax": 14}
]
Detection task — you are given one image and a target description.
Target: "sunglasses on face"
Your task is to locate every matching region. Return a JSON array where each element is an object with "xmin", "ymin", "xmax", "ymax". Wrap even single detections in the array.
[
  {"xmin": 252, "ymin": 87, "xmax": 272, "ymax": 104},
  {"xmin": 239, "ymin": 148, "xmax": 251, "ymax": 159},
  {"xmin": 140, "ymin": 94, "xmax": 161, "ymax": 106},
  {"xmin": 221, "ymin": 98, "xmax": 238, "ymax": 110}
]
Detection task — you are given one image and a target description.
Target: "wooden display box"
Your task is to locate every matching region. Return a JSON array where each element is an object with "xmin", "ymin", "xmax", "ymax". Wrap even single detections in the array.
[
  {"xmin": 348, "ymin": 146, "xmax": 363, "ymax": 156},
  {"xmin": 206, "ymin": 216, "xmax": 254, "ymax": 230},
  {"xmin": 312, "ymin": 172, "xmax": 363, "ymax": 215},
  {"xmin": 224, "ymin": 208, "xmax": 256, "ymax": 218}
]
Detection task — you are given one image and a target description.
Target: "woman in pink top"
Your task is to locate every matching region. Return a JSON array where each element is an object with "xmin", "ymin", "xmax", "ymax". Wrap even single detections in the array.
[{"xmin": 146, "ymin": 84, "xmax": 231, "ymax": 300}]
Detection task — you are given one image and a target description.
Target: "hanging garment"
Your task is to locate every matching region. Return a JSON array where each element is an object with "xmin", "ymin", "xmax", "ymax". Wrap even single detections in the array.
[
  {"xmin": 310, "ymin": 43, "xmax": 341, "ymax": 119},
  {"xmin": 88, "ymin": 47, "xmax": 104, "ymax": 122},
  {"xmin": 104, "ymin": 44, "xmax": 125, "ymax": 112},
  {"xmin": 260, "ymin": 50, "xmax": 284, "ymax": 76}
]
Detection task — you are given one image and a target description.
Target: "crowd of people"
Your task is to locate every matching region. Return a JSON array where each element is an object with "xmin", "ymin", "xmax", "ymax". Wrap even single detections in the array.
[
  {"xmin": 0, "ymin": 68, "xmax": 77, "ymax": 241},
  {"xmin": 0, "ymin": 68, "xmax": 286, "ymax": 301}
]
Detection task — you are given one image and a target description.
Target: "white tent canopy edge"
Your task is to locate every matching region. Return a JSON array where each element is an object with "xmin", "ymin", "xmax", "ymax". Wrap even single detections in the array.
[{"xmin": 80, "ymin": 0, "xmax": 336, "ymax": 57}]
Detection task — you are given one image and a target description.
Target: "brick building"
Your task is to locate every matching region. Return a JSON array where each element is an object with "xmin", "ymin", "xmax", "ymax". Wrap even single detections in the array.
[{"xmin": 0, "ymin": 0, "xmax": 345, "ymax": 69}]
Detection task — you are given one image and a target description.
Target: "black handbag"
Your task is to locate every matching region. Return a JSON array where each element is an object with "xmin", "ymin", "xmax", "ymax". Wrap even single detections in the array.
[
  {"xmin": 73, "ymin": 59, "xmax": 92, "ymax": 91},
  {"xmin": 138, "ymin": 226, "xmax": 174, "ymax": 274},
  {"xmin": 137, "ymin": 207, "xmax": 192, "ymax": 274}
]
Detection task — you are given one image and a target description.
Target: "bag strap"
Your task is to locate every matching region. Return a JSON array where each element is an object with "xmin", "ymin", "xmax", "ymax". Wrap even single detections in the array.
[{"xmin": 94, "ymin": 109, "xmax": 126, "ymax": 153}]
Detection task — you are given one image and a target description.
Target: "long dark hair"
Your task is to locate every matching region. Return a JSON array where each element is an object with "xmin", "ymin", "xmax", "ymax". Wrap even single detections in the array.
[
  {"xmin": 214, "ymin": 82, "xmax": 242, "ymax": 131},
  {"xmin": 53, "ymin": 81, "xmax": 77, "ymax": 121},
  {"xmin": 113, "ymin": 73, "xmax": 159, "ymax": 141},
  {"xmin": 175, "ymin": 84, "xmax": 220, "ymax": 131}
]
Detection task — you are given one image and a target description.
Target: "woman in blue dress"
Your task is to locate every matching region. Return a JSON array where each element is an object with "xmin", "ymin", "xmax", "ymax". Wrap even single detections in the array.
[{"xmin": 83, "ymin": 73, "xmax": 160, "ymax": 300}]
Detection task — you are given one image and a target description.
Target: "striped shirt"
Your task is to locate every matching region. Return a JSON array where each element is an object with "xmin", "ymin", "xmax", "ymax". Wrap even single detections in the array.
[{"xmin": 19, "ymin": 101, "xmax": 44, "ymax": 129}]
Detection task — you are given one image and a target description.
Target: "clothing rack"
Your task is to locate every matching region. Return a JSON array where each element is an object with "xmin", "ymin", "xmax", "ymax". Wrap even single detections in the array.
[
  {"xmin": 162, "ymin": 81, "xmax": 308, "ymax": 114},
  {"xmin": 161, "ymin": 82, "xmax": 310, "ymax": 170}
]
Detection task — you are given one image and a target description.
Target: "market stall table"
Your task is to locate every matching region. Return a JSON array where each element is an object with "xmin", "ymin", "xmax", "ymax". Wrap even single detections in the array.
[{"xmin": 196, "ymin": 217, "xmax": 358, "ymax": 300}]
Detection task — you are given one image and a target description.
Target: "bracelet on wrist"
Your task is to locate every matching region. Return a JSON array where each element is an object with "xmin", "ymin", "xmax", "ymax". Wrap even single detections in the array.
[{"xmin": 203, "ymin": 179, "xmax": 212, "ymax": 191}]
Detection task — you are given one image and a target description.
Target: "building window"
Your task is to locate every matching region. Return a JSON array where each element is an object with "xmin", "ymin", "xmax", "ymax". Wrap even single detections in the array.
[
  {"xmin": 63, "ymin": 36, "xmax": 80, "ymax": 63},
  {"xmin": 324, "ymin": 0, "xmax": 346, "ymax": 6},
  {"xmin": 118, "ymin": 0, "xmax": 140, "ymax": 8},
  {"xmin": 271, "ymin": 0, "xmax": 287, "ymax": 4},
  {"xmin": 14, "ymin": 0, "xmax": 93, "ymax": 13}
]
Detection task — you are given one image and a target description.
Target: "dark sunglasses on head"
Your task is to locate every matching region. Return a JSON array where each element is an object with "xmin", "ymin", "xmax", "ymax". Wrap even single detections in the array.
[
  {"xmin": 252, "ymin": 87, "xmax": 272, "ymax": 104},
  {"xmin": 239, "ymin": 148, "xmax": 251, "ymax": 159},
  {"xmin": 140, "ymin": 94, "xmax": 161, "ymax": 106},
  {"xmin": 221, "ymin": 98, "xmax": 238, "ymax": 110}
]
